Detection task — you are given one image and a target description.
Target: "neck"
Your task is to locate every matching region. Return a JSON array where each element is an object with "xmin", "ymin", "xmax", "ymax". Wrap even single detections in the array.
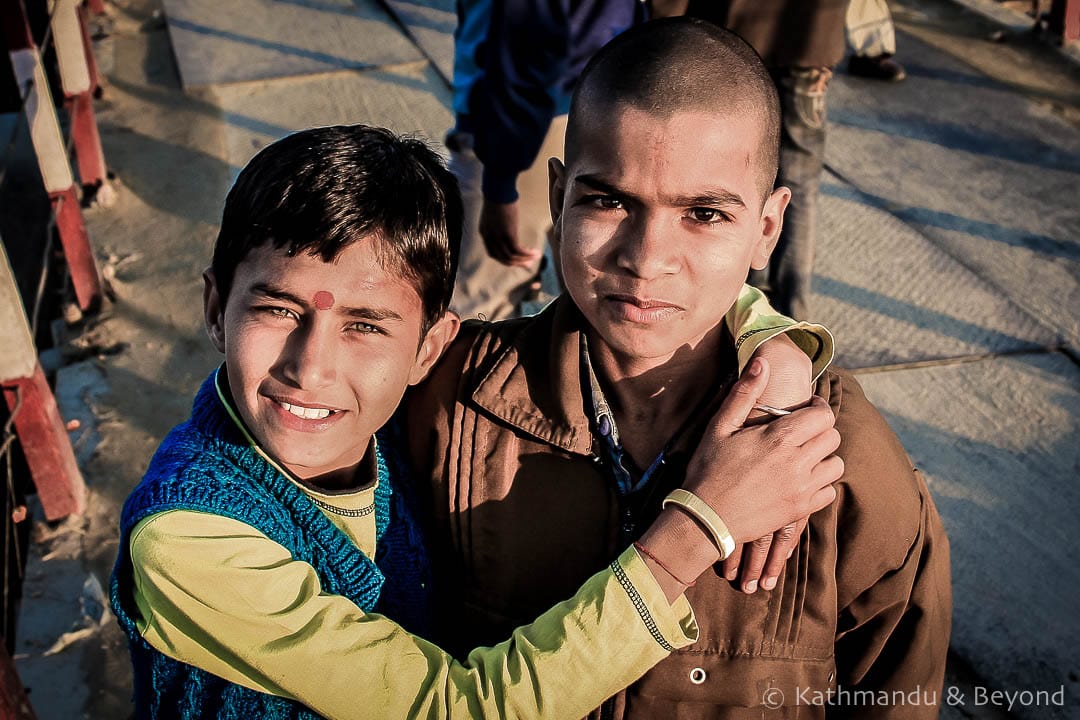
[
  {"xmin": 588, "ymin": 326, "xmax": 730, "ymax": 465},
  {"xmin": 296, "ymin": 459, "xmax": 367, "ymax": 493}
]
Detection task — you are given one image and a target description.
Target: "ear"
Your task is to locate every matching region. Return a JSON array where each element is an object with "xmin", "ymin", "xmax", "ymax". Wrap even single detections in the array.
[
  {"xmin": 750, "ymin": 186, "xmax": 791, "ymax": 271},
  {"xmin": 203, "ymin": 268, "xmax": 227, "ymax": 353},
  {"xmin": 408, "ymin": 311, "xmax": 461, "ymax": 385},
  {"xmin": 547, "ymin": 158, "xmax": 568, "ymax": 257}
]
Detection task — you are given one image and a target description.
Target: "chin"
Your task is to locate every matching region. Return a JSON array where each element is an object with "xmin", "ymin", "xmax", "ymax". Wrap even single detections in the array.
[
  {"xmin": 262, "ymin": 438, "xmax": 328, "ymax": 469},
  {"xmin": 594, "ymin": 326, "xmax": 677, "ymax": 360}
]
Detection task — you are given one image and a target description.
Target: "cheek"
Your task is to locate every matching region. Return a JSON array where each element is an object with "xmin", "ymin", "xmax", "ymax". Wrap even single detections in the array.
[
  {"xmin": 558, "ymin": 253, "xmax": 596, "ymax": 305},
  {"xmin": 559, "ymin": 218, "xmax": 608, "ymax": 280},
  {"xmin": 348, "ymin": 355, "xmax": 413, "ymax": 425},
  {"xmin": 227, "ymin": 323, "xmax": 284, "ymax": 380},
  {"xmin": 688, "ymin": 252, "xmax": 752, "ymax": 306},
  {"xmin": 355, "ymin": 340, "xmax": 422, "ymax": 388}
]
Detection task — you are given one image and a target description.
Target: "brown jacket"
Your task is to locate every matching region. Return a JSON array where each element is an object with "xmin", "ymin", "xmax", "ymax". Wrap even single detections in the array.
[
  {"xmin": 688, "ymin": 0, "xmax": 850, "ymax": 69},
  {"xmin": 407, "ymin": 298, "xmax": 951, "ymax": 719}
]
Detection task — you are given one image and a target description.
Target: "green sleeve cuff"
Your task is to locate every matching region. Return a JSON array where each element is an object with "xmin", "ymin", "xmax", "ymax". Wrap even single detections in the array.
[
  {"xmin": 735, "ymin": 322, "xmax": 835, "ymax": 383},
  {"xmin": 726, "ymin": 284, "xmax": 835, "ymax": 382},
  {"xmin": 613, "ymin": 546, "xmax": 698, "ymax": 651}
]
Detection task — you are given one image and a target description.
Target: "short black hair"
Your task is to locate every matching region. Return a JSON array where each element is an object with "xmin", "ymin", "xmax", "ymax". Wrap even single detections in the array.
[
  {"xmin": 567, "ymin": 17, "xmax": 781, "ymax": 201},
  {"xmin": 211, "ymin": 125, "xmax": 462, "ymax": 333}
]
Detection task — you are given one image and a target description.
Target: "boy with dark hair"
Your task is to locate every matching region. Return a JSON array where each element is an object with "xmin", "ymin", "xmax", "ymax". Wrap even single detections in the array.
[
  {"xmin": 409, "ymin": 18, "xmax": 951, "ymax": 719},
  {"xmin": 110, "ymin": 124, "xmax": 843, "ymax": 718}
]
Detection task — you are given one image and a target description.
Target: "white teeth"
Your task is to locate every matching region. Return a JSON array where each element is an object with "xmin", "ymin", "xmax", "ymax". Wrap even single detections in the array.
[{"xmin": 278, "ymin": 401, "xmax": 332, "ymax": 420}]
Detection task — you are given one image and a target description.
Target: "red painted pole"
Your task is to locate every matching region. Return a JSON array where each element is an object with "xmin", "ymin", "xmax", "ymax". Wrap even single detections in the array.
[
  {"xmin": 0, "ymin": 644, "xmax": 36, "ymax": 720},
  {"xmin": 51, "ymin": 187, "xmax": 103, "ymax": 312},
  {"xmin": 1, "ymin": 236, "xmax": 87, "ymax": 524},
  {"xmin": 53, "ymin": 0, "xmax": 108, "ymax": 190},
  {"xmin": 2, "ymin": 366, "xmax": 88, "ymax": 522},
  {"xmin": 67, "ymin": 92, "xmax": 107, "ymax": 191},
  {"xmin": 6, "ymin": 0, "xmax": 104, "ymax": 311}
]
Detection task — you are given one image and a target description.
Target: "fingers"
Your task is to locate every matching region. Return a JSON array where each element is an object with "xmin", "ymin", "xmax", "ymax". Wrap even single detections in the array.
[
  {"xmin": 710, "ymin": 358, "xmax": 770, "ymax": 436},
  {"xmin": 799, "ymin": 427, "xmax": 842, "ymax": 470},
  {"xmin": 721, "ymin": 542, "xmax": 743, "ymax": 581},
  {"xmin": 500, "ymin": 245, "xmax": 543, "ymax": 267},
  {"xmin": 809, "ymin": 455, "xmax": 845, "ymax": 494},
  {"xmin": 807, "ymin": 484, "xmax": 838, "ymax": 514},
  {"xmin": 508, "ymin": 250, "xmax": 543, "ymax": 267},
  {"xmin": 733, "ymin": 522, "xmax": 800, "ymax": 594},
  {"xmin": 483, "ymin": 235, "xmax": 542, "ymax": 267},
  {"xmin": 736, "ymin": 535, "xmax": 773, "ymax": 593},
  {"xmin": 764, "ymin": 395, "xmax": 836, "ymax": 446},
  {"xmin": 478, "ymin": 199, "xmax": 542, "ymax": 267},
  {"xmin": 749, "ymin": 460, "xmax": 840, "ymax": 593},
  {"xmin": 759, "ymin": 522, "xmax": 800, "ymax": 590},
  {"xmin": 790, "ymin": 517, "xmax": 809, "ymax": 557}
]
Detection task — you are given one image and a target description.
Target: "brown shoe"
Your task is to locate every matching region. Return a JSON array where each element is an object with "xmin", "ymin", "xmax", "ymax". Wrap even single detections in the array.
[{"xmin": 848, "ymin": 54, "xmax": 907, "ymax": 82}]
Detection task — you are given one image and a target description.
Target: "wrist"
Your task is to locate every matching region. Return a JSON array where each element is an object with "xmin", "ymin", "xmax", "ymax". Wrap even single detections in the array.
[
  {"xmin": 634, "ymin": 542, "xmax": 691, "ymax": 604},
  {"xmin": 662, "ymin": 489, "xmax": 738, "ymax": 561},
  {"xmin": 640, "ymin": 508, "xmax": 721, "ymax": 592}
]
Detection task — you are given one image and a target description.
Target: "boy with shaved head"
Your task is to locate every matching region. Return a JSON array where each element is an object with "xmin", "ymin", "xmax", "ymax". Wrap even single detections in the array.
[{"xmin": 409, "ymin": 18, "xmax": 951, "ymax": 719}]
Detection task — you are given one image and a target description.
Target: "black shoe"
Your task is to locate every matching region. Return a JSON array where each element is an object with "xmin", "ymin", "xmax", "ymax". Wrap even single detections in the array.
[{"xmin": 848, "ymin": 54, "xmax": 907, "ymax": 82}]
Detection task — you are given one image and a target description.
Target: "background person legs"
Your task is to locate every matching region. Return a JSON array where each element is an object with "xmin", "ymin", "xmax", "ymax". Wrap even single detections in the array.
[
  {"xmin": 846, "ymin": 0, "xmax": 906, "ymax": 81},
  {"xmin": 750, "ymin": 68, "xmax": 828, "ymax": 321}
]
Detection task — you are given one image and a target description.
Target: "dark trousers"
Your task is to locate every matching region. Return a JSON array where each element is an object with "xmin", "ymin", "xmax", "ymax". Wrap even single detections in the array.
[{"xmin": 750, "ymin": 68, "xmax": 828, "ymax": 321}]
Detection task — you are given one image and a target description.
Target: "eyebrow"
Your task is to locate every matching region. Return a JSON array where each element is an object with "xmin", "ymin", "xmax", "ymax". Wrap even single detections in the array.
[
  {"xmin": 574, "ymin": 173, "xmax": 746, "ymax": 210},
  {"xmin": 249, "ymin": 283, "xmax": 404, "ymax": 322}
]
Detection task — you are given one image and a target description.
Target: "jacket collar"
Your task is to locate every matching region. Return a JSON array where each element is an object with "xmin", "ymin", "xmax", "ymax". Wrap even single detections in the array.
[
  {"xmin": 470, "ymin": 296, "xmax": 595, "ymax": 456},
  {"xmin": 467, "ymin": 295, "xmax": 743, "ymax": 459}
]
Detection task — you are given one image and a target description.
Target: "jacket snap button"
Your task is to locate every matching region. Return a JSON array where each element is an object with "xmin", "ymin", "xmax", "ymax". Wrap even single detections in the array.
[{"xmin": 689, "ymin": 668, "xmax": 707, "ymax": 685}]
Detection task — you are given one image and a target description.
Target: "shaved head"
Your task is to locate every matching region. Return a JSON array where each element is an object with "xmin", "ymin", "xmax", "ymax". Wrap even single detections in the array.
[{"xmin": 567, "ymin": 17, "xmax": 781, "ymax": 201}]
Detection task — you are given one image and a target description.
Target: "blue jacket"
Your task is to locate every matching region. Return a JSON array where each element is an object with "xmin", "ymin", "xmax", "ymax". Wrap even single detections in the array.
[{"xmin": 453, "ymin": 0, "xmax": 644, "ymax": 203}]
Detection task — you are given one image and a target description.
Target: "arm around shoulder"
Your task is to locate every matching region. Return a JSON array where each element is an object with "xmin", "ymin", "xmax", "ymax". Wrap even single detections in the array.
[{"xmin": 129, "ymin": 511, "xmax": 697, "ymax": 719}]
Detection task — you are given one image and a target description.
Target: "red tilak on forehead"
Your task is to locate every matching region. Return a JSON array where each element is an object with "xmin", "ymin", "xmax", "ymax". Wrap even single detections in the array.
[{"xmin": 313, "ymin": 291, "xmax": 335, "ymax": 310}]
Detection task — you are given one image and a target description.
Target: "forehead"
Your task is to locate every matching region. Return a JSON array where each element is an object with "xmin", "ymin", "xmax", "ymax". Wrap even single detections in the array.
[
  {"xmin": 568, "ymin": 104, "xmax": 766, "ymax": 196},
  {"xmin": 233, "ymin": 242, "xmax": 422, "ymax": 307}
]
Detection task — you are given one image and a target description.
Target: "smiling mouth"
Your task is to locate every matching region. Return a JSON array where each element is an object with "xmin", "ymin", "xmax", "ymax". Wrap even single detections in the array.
[{"xmin": 274, "ymin": 400, "xmax": 338, "ymax": 420}]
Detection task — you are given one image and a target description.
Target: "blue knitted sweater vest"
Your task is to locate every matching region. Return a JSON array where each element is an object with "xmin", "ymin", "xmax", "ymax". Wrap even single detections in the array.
[{"xmin": 109, "ymin": 372, "xmax": 431, "ymax": 719}]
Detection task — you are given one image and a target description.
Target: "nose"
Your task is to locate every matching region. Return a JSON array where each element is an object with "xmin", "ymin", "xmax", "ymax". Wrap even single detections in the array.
[
  {"xmin": 614, "ymin": 211, "xmax": 679, "ymax": 280},
  {"xmin": 278, "ymin": 321, "xmax": 336, "ymax": 389}
]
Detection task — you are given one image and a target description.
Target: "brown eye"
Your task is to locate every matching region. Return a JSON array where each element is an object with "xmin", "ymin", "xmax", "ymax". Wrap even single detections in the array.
[
  {"xmin": 593, "ymin": 196, "xmax": 623, "ymax": 210},
  {"xmin": 689, "ymin": 208, "xmax": 725, "ymax": 223},
  {"xmin": 347, "ymin": 322, "xmax": 382, "ymax": 335}
]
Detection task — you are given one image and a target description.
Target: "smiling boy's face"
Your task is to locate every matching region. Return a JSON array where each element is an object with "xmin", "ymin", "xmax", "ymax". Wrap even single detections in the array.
[{"xmin": 204, "ymin": 241, "xmax": 457, "ymax": 489}]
